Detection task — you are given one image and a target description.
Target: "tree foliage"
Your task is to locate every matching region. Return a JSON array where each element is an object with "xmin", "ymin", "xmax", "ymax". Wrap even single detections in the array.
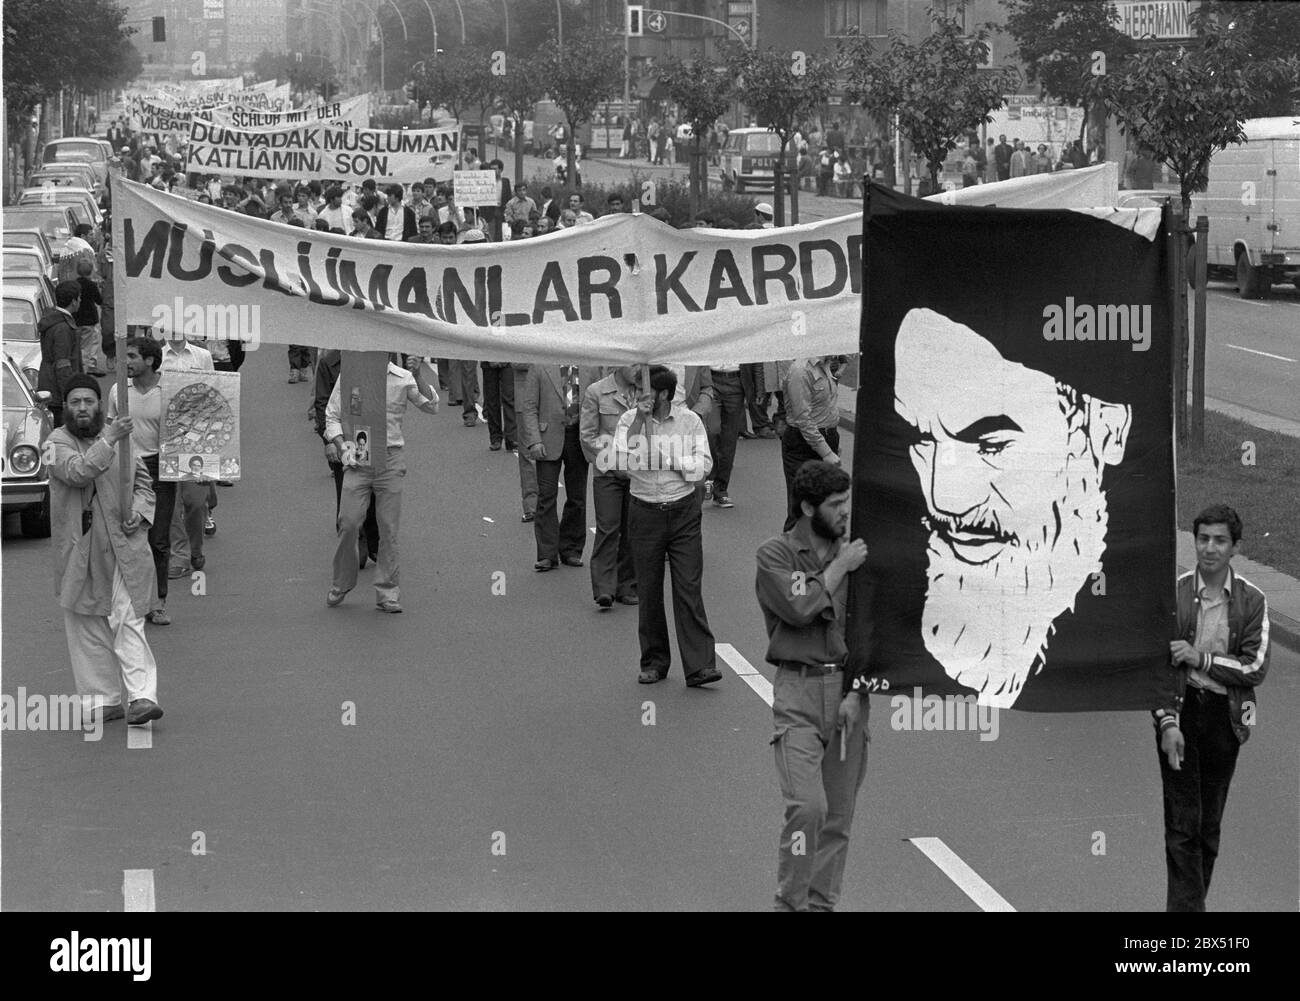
[
  {"xmin": 657, "ymin": 53, "xmax": 733, "ymax": 211},
  {"xmin": 537, "ymin": 31, "xmax": 625, "ymax": 183},
  {"xmin": 251, "ymin": 50, "xmax": 338, "ymax": 97},
  {"xmin": 724, "ymin": 43, "xmax": 839, "ymax": 225},
  {"xmin": 495, "ymin": 50, "xmax": 547, "ymax": 184},
  {"xmin": 412, "ymin": 45, "xmax": 497, "ymax": 124},
  {"xmin": 845, "ymin": 10, "xmax": 1020, "ymax": 191},
  {"xmin": 1194, "ymin": 1, "xmax": 1300, "ymax": 116},
  {"xmin": 1000, "ymin": 0, "xmax": 1135, "ymax": 141},
  {"xmin": 1087, "ymin": 10, "xmax": 1300, "ymax": 217},
  {"xmin": 3, "ymin": 0, "xmax": 139, "ymax": 131}
]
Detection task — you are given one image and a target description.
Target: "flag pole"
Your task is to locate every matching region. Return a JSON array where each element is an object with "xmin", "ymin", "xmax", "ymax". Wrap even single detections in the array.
[{"xmin": 111, "ymin": 172, "xmax": 131, "ymax": 514}]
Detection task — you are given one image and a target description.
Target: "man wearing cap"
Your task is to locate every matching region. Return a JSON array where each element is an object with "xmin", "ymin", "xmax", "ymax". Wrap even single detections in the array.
[
  {"xmin": 754, "ymin": 203, "xmax": 775, "ymax": 228},
  {"xmin": 48, "ymin": 374, "xmax": 164, "ymax": 727}
]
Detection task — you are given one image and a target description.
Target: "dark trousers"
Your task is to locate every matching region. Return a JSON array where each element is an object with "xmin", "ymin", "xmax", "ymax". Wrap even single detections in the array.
[
  {"xmin": 534, "ymin": 422, "xmax": 589, "ymax": 562},
  {"xmin": 481, "ymin": 363, "xmax": 516, "ymax": 446},
  {"xmin": 709, "ymin": 369, "xmax": 745, "ymax": 496},
  {"xmin": 781, "ymin": 425, "xmax": 840, "ymax": 531},
  {"xmin": 142, "ymin": 454, "xmax": 174, "ymax": 605},
  {"xmin": 740, "ymin": 363, "xmax": 773, "ymax": 432},
  {"xmin": 288, "ymin": 345, "xmax": 312, "ymax": 369},
  {"xmin": 332, "ymin": 461, "xmax": 380, "ymax": 555},
  {"xmin": 1158, "ymin": 687, "xmax": 1241, "ymax": 912},
  {"xmin": 590, "ymin": 473, "xmax": 636, "ymax": 600},
  {"xmin": 628, "ymin": 493, "xmax": 716, "ymax": 678}
]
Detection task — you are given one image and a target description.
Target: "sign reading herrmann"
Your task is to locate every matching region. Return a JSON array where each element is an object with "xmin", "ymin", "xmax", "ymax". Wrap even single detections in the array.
[{"xmin": 848, "ymin": 184, "xmax": 1177, "ymax": 713}]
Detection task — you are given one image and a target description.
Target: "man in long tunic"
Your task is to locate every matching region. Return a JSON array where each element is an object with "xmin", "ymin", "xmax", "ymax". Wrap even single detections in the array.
[{"xmin": 48, "ymin": 375, "xmax": 164, "ymax": 726}]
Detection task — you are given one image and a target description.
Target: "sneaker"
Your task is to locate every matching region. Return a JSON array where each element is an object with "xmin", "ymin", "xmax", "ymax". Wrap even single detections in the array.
[
  {"xmin": 377, "ymin": 599, "xmax": 403, "ymax": 613},
  {"xmin": 204, "ymin": 515, "xmax": 216, "ymax": 536},
  {"xmin": 326, "ymin": 586, "xmax": 350, "ymax": 607},
  {"xmin": 127, "ymin": 699, "xmax": 164, "ymax": 725},
  {"xmin": 146, "ymin": 606, "xmax": 171, "ymax": 625},
  {"xmin": 288, "ymin": 371, "xmax": 299, "ymax": 383},
  {"xmin": 713, "ymin": 493, "xmax": 735, "ymax": 509},
  {"xmin": 168, "ymin": 564, "xmax": 190, "ymax": 579}
]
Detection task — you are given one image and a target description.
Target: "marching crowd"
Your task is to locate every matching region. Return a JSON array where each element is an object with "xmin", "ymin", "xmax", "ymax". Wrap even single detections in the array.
[{"xmin": 31, "ymin": 115, "xmax": 1268, "ymax": 913}]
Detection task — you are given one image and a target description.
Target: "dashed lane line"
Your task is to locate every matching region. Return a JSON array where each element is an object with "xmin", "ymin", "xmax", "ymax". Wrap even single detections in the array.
[
  {"xmin": 122, "ymin": 869, "xmax": 155, "ymax": 912},
  {"xmin": 718, "ymin": 643, "xmax": 1015, "ymax": 912},
  {"xmin": 907, "ymin": 837, "xmax": 1017, "ymax": 912}
]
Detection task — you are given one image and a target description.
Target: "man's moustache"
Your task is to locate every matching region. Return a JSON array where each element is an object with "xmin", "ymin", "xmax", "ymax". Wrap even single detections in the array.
[{"xmin": 925, "ymin": 512, "xmax": 1016, "ymax": 546}]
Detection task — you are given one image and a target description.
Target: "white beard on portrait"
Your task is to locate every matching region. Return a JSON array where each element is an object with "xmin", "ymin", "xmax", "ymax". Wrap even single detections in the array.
[{"xmin": 918, "ymin": 437, "xmax": 1111, "ymax": 709}]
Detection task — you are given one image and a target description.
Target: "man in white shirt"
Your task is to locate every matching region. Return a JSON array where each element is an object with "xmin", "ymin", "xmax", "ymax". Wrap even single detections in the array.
[
  {"xmin": 613, "ymin": 366, "xmax": 721, "ymax": 688},
  {"xmin": 106, "ymin": 336, "xmax": 172, "ymax": 624},
  {"xmin": 323, "ymin": 354, "xmax": 440, "ymax": 613},
  {"xmin": 317, "ymin": 186, "xmax": 349, "ymax": 232},
  {"xmin": 160, "ymin": 331, "xmax": 217, "ymax": 577}
]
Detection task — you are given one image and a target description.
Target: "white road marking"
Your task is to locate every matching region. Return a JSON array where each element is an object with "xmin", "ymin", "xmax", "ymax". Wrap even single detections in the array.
[
  {"xmin": 718, "ymin": 645, "xmax": 1014, "ymax": 911},
  {"xmin": 122, "ymin": 869, "xmax": 155, "ymax": 911},
  {"xmin": 715, "ymin": 643, "xmax": 773, "ymax": 706},
  {"xmin": 908, "ymin": 837, "xmax": 1016, "ymax": 912},
  {"xmin": 1225, "ymin": 343, "xmax": 1296, "ymax": 363},
  {"xmin": 127, "ymin": 723, "xmax": 153, "ymax": 749}
]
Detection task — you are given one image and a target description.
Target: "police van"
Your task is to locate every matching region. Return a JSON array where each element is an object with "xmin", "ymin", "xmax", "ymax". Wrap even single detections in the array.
[
  {"xmin": 1190, "ymin": 117, "xmax": 1300, "ymax": 298},
  {"xmin": 719, "ymin": 127, "xmax": 796, "ymax": 194}
]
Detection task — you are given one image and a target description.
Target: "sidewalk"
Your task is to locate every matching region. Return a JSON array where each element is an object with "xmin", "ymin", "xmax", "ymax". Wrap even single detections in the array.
[{"xmin": 836, "ymin": 382, "xmax": 1300, "ymax": 654}]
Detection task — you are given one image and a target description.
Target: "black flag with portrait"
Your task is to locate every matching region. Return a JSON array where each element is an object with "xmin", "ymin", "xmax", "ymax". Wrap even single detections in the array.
[{"xmin": 847, "ymin": 183, "xmax": 1177, "ymax": 712}]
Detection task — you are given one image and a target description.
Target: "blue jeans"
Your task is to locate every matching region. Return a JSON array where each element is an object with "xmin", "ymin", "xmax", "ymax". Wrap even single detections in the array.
[{"xmin": 1158, "ymin": 686, "xmax": 1241, "ymax": 911}]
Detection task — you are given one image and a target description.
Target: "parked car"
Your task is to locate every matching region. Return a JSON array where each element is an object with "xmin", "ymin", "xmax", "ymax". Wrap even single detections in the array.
[
  {"xmin": 1, "ymin": 352, "xmax": 53, "ymax": 537},
  {"xmin": 3, "ymin": 285, "xmax": 50, "ymax": 386},
  {"xmin": 29, "ymin": 165, "xmax": 104, "ymax": 200},
  {"xmin": 42, "ymin": 137, "xmax": 111, "ymax": 185},
  {"xmin": 3, "ymin": 227, "xmax": 56, "ymax": 265},
  {"xmin": 2, "ymin": 247, "xmax": 53, "ymax": 281},
  {"xmin": 18, "ymin": 186, "xmax": 104, "ymax": 230},
  {"xmin": 718, "ymin": 127, "xmax": 797, "ymax": 194},
  {"xmin": 3, "ymin": 236, "xmax": 54, "ymax": 274},
  {"xmin": 1, "ymin": 206, "xmax": 79, "ymax": 261}
]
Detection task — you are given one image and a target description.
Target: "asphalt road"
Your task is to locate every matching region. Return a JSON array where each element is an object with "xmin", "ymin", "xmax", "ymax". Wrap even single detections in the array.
[{"xmin": 2, "ymin": 355, "xmax": 1296, "ymax": 911}]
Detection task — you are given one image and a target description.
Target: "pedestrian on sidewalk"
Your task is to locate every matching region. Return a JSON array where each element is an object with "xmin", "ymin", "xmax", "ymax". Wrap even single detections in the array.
[
  {"xmin": 1154, "ymin": 504, "xmax": 1270, "ymax": 912},
  {"xmin": 49, "ymin": 375, "xmax": 164, "ymax": 727},
  {"xmin": 757, "ymin": 459, "xmax": 870, "ymax": 911},
  {"xmin": 615, "ymin": 366, "xmax": 720, "ymax": 688}
]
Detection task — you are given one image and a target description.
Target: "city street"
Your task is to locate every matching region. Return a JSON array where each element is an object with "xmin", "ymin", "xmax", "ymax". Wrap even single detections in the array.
[{"xmin": 3, "ymin": 356, "xmax": 1296, "ymax": 911}]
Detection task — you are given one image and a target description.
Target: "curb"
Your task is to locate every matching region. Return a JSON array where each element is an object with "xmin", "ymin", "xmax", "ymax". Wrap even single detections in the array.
[{"xmin": 837, "ymin": 406, "xmax": 1300, "ymax": 656}]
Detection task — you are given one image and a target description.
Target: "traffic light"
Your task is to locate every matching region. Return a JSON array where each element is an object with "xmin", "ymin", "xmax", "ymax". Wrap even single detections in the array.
[
  {"xmin": 627, "ymin": 5, "xmax": 643, "ymax": 37},
  {"xmin": 152, "ymin": 16, "xmax": 165, "ymax": 42}
]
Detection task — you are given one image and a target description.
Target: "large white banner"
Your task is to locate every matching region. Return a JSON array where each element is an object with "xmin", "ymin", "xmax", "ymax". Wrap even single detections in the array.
[
  {"xmin": 206, "ymin": 94, "xmax": 371, "ymax": 131},
  {"xmin": 185, "ymin": 119, "xmax": 459, "ymax": 182},
  {"xmin": 113, "ymin": 171, "xmax": 1144, "ymax": 365}
]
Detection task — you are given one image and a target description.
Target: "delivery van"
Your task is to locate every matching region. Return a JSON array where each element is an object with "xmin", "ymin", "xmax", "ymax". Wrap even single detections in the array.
[{"xmin": 1190, "ymin": 117, "xmax": 1300, "ymax": 298}]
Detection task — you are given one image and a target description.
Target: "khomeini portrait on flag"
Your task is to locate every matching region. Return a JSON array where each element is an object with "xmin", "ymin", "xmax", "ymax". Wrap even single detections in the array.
[{"xmin": 848, "ymin": 185, "xmax": 1177, "ymax": 713}]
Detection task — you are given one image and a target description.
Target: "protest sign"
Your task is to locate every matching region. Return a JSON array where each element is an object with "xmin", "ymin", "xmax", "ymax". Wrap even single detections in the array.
[
  {"xmin": 185, "ymin": 119, "xmax": 459, "ymax": 183},
  {"xmin": 113, "ymin": 172, "xmax": 1153, "ymax": 367},
  {"xmin": 846, "ymin": 182, "xmax": 1175, "ymax": 713},
  {"xmin": 207, "ymin": 94, "xmax": 370, "ymax": 131},
  {"xmin": 453, "ymin": 170, "xmax": 500, "ymax": 208},
  {"xmin": 158, "ymin": 369, "xmax": 242, "ymax": 482}
]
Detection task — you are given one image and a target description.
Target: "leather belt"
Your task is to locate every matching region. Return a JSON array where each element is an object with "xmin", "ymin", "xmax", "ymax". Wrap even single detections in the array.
[
  {"xmin": 779, "ymin": 661, "xmax": 844, "ymax": 677},
  {"xmin": 631, "ymin": 493, "xmax": 695, "ymax": 511}
]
